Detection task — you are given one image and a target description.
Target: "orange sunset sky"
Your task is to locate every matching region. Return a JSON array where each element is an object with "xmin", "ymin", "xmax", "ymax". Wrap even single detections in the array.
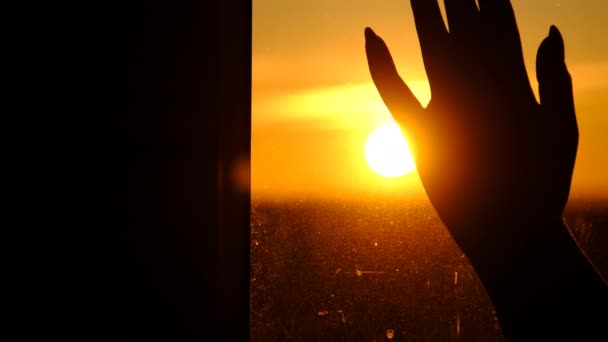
[{"xmin": 252, "ymin": 0, "xmax": 608, "ymax": 200}]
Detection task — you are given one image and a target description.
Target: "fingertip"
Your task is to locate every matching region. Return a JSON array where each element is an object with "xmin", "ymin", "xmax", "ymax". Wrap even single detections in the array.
[
  {"xmin": 365, "ymin": 28, "xmax": 388, "ymax": 61},
  {"xmin": 548, "ymin": 25, "xmax": 565, "ymax": 61},
  {"xmin": 538, "ymin": 25, "xmax": 565, "ymax": 64},
  {"xmin": 365, "ymin": 27, "xmax": 376, "ymax": 41},
  {"xmin": 549, "ymin": 25, "xmax": 564, "ymax": 46},
  {"xmin": 537, "ymin": 26, "xmax": 572, "ymax": 107},
  {"xmin": 549, "ymin": 25, "xmax": 560, "ymax": 39}
]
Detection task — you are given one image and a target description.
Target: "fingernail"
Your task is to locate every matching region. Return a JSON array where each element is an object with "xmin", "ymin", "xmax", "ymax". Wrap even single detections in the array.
[
  {"xmin": 549, "ymin": 25, "xmax": 559, "ymax": 38},
  {"xmin": 548, "ymin": 25, "xmax": 565, "ymax": 61},
  {"xmin": 365, "ymin": 27, "xmax": 376, "ymax": 41}
]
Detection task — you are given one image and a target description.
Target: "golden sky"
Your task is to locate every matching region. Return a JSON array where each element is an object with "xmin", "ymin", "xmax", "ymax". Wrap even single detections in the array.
[{"xmin": 253, "ymin": 0, "xmax": 608, "ymax": 200}]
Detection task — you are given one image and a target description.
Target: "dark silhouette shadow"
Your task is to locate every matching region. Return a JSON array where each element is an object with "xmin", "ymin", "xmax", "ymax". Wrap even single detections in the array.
[
  {"xmin": 7, "ymin": 1, "xmax": 251, "ymax": 340},
  {"xmin": 365, "ymin": 1, "xmax": 607, "ymax": 340}
]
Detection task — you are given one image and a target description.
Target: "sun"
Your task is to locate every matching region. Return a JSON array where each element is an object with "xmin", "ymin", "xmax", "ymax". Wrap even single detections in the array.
[{"xmin": 364, "ymin": 122, "xmax": 416, "ymax": 178}]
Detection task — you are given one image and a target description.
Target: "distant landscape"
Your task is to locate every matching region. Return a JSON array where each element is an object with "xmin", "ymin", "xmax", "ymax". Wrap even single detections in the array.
[{"xmin": 250, "ymin": 196, "xmax": 608, "ymax": 341}]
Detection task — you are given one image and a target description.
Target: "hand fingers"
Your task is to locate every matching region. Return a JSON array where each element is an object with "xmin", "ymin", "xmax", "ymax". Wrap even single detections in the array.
[
  {"xmin": 444, "ymin": 0, "xmax": 479, "ymax": 37},
  {"xmin": 478, "ymin": 0, "xmax": 522, "ymax": 55},
  {"xmin": 536, "ymin": 26, "xmax": 577, "ymax": 206},
  {"xmin": 536, "ymin": 26, "xmax": 577, "ymax": 139},
  {"xmin": 410, "ymin": 0, "xmax": 449, "ymax": 90},
  {"xmin": 479, "ymin": 0, "xmax": 534, "ymax": 103},
  {"xmin": 365, "ymin": 28, "xmax": 425, "ymax": 134}
]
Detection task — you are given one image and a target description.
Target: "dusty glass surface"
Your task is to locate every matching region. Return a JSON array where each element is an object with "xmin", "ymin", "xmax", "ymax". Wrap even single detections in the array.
[{"xmin": 252, "ymin": 1, "xmax": 608, "ymax": 340}]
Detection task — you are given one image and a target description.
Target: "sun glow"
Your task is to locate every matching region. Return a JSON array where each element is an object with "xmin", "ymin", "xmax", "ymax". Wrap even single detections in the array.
[{"xmin": 365, "ymin": 122, "xmax": 416, "ymax": 178}]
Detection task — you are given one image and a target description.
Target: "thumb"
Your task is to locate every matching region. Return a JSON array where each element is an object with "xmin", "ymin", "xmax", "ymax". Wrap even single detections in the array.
[
  {"xmin": 365, "ymin": 27, "xmax": 424, "ymax": 130},
  {"xmin": 536, "ymin": 25, "xmax": 576, "ymax": 134},
  {"xmin": 365, "ymin": 27, "xmax": 425, "ymax": 157}
]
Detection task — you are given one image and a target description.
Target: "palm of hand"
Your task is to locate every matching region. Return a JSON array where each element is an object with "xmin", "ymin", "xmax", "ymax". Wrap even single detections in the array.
[{"xmin": 365, "ymin": 1, "xmax": 577, "ymax": 254}]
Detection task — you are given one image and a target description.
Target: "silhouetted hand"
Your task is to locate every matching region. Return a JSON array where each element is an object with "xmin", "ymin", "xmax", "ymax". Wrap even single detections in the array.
[
  {"xmin": 365, "ymin": 1, "xmax": 607, "ymax": 339},
  {"xmin": 365, "ymin": 0, "xmax": 575, "ymax": 263}
]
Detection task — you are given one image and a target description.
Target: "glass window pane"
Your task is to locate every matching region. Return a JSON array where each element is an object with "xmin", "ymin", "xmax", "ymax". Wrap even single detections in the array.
[{"xmin": 252, "ymin": 1, "xmax": 608, "ymax": 340}]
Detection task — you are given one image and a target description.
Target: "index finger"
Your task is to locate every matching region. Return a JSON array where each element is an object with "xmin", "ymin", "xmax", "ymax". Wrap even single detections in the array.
[{"xmin": 410, "ymin": 0, "xmax": 449, "ymax": 89}]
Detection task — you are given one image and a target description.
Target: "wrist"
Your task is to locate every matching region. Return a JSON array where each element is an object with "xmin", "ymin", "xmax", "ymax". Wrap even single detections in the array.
[
  {"xmin": 470, "ymin": 215, "xmax": 584, "ymax": 288},
  {"xmin": 466, "ymin": 217, "xmax": 608, "ymax": 339}
]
